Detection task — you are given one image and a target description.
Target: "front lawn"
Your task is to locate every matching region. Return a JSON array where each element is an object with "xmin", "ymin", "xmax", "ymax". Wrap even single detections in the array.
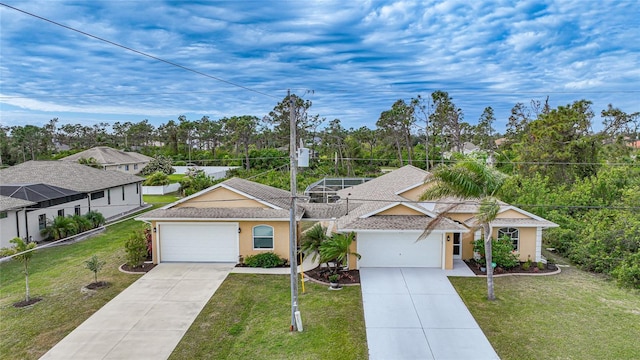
[
  {"xmin": 170, "ymin": 274, "xmax": 368, "ymax": 360},
  {"xmin": 450, "ymin": 260, "xmax": 640, "ymax": 359},
  {"xmin": 0, "ymin": 219, "xmax": 145, "ymax": 359}
]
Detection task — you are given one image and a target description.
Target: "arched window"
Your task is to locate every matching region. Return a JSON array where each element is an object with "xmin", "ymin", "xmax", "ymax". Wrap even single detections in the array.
[
  {"xmin": 498, "ymin": 227, "xmax": 519, "ymax": 251},
  {"xmin": 253, "ymin": 225, "xmax": 274, "ymax": 249}
]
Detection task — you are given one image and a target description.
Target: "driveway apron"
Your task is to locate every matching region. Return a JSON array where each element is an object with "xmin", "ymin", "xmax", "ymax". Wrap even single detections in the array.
[
  {"xmin": 361, "ymin": 265, "xmax": 499, "ymax": 360},
  {"xmin": 40, "ymin": 263, "xmax": 234, "ymax": 360}
]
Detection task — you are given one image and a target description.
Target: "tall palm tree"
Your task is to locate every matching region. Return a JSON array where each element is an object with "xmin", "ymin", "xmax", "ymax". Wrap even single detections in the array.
[{"xmin": 420, "ymin": 155, "xmax": 507, "ymax": 300}]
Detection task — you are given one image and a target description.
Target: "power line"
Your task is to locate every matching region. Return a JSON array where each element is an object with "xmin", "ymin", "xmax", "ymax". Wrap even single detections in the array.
[{"xmin": 0, "ymin": 3, "xmax": 278, "ymax": 100}]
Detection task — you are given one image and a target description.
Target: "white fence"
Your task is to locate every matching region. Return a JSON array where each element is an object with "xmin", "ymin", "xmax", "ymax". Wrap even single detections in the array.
[{"xmin": 142, "ymin": 183, "xmax": 181, "ymax": 195}]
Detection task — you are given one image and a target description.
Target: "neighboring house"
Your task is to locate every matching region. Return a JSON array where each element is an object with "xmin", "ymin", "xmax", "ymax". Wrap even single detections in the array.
[
  {"xmin": 335, "ymin": 165, "xmax": 558, "ymax": 269},
  {"xmin": 60, "ymin": 146, "xmax": 153, "ymax": 174},
  {"xmin": 136, "ymin": 166, "xmax": 557, "ymax": 270},
  {"xmin": 137, "ymin": 178, "xmax": 305, "ymax": 263},
  {"xmin": 0, "ymin": 161, "xmax": 145, "ymax": 245},
  {"xmin": 0, "ymin": 195, "xmax": 36, "ymax": 248}
]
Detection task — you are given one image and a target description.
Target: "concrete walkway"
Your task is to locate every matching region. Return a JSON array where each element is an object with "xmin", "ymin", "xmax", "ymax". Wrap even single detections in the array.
[
  {"xmin": 361, "ymin": 262, "xmax": 499, "ymax": 360},
  {"xmin": 40, "ymin": 263, "xmax": 234, "ymax": 360}
]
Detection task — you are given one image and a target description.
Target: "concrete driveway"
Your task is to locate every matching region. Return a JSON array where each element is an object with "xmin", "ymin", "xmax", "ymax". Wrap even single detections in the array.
[
  {"xmin": 361, "ymin": 264, "xmax": 499, "ymax": 360},
  {"xmin": 40, "ymin": 263, "xmax": 234, "ymax": 360}
]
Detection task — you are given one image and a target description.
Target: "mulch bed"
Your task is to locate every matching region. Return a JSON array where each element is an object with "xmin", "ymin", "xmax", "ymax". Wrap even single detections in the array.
[
  {"xmin": 121, "ymin": 262, "xmax": 157, "ymax": 273},
  {"xmin": 465, "ymin": 259, "xmax": 558, "ymax": 276},
  {"xmin": 304, "ymin": 266, "xmax": 360, "ymax": 285},
  {"xmin": 13, "ymin": 297, "xmax": 42, "ymax": 308},
  {"xmin": 85, "ymin": 281, "xmax": 109, "ymax": 290}
]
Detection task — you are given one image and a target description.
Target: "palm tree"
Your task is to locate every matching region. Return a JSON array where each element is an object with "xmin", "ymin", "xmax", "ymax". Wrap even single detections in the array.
[
  {"xmin": 41, "ymin": 216, "xmax": 77, "ymax": 240},
  {"xmin": 0, "ymin": 237, "xmax": 37, "ymax": 302},
  {"xmin": 299, "ymin": 223, "xmax": 327, "ymax": 263},
  {"xmin": 319, "ymin": 232, "xmax": 361, "ymax": 274},
  {"xmin": 84, "ymin": 211, "xmax": 105, "ymax": 228},
  {"xmin": 70, "ymin": 214, "xmax": 92, "ymax": 233},
  {"xmin": 420, "ymin": 155, "xmax": 507, "ymax": 300}
]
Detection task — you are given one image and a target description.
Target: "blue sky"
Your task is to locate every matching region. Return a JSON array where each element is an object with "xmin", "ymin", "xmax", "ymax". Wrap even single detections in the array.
[{"xmin": 1, "ymin": 0, "xmax": 638, "ymax": 133}]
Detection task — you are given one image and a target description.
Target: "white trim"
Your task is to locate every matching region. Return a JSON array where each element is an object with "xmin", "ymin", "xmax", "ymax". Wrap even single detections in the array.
[
  {"xmin": 137, "ymin": 217, "xmax": 291, "ymax": 222},
  {"xmin": 535, "ymin": 227, "xmax": 543, "ymax": 262},
  {"xmin": 358, "ymin": 201, "xmax": 439, "ymax": 218},
  {"xmin": 252, "ymin": 224, "xmax": 275, "ymax": 250},
  {"xmin": 499, "ymin": 205, "xmax": 559, "ymax": 226},
  {"xmin": 394, "ymin": 182, "xmax": 425, "ymax": 196},
  {"xmin": 340, "ymin": 228, "xmax": 453, "ymax": 233},
  {"xmin": 160, "ymin": 182, "xmax": 283, "ymax": 210},
  {"xmin": 441, "ymin": 234, "xmax": 446, "ymax": 269}
]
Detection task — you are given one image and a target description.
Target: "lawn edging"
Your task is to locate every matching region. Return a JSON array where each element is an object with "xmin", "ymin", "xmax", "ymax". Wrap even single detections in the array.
[{"xmin": 473, "ymin": 266, "xmax": 561, "ymax": 278}]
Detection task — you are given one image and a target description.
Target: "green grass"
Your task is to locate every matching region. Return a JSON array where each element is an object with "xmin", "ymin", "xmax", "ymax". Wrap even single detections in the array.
[
  {"xmin": 450, "ymin": 258, "xmax": 640, "ymax": 360},
  {"xmin": 143, "ymin": 193, "xmax": 180, "ymax": 206},
  {"xmin": 170, "ymin": 274, "xmax": 368, "ymax": 360},
  {"xmin": 0, "ymin": 219, "xmax": 146, "ymax": 359},
  {"xmin": 167, "ymin": 173, "xmax": 185, "ymax": 183}
]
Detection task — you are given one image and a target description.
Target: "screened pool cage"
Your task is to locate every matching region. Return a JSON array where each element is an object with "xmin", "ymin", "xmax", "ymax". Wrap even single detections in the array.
[{"xmin": 304, "ymin": 178, "xmax": 372, "ymax": 203}]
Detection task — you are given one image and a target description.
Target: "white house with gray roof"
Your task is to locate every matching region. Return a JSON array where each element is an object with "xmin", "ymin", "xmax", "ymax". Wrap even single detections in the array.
[
  {"xmin": 0, "ymin": 161, "xmax": 145, "ymax": 246},
  {"xmin": 60, "ymin": 146, "xmax": 153, "ymax": 174}
]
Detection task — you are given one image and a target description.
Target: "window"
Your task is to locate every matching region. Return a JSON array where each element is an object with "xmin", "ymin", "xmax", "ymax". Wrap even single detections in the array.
[
  {"xmin": 0, "ymin": 211, "xmax": 7, "ymax": 219},
  {"xmin": 74, "ymin": 205, "xmax": 81, "ymax": 216},
  {"xmin": 91, "ymin": 191, "xmax": 104, "ymax": 200},
  {"xmin": 125, "ymin": 165, "xmax": 130, "ymax": 171},
  {"xmin": 122, "ymin": 186, "xmax": 125, "ymax": 201},
  {"xmin": 253, "ymin": 225, "xmax": 274, "ymax": 249},
  {"xmin": 107, "ymin": 189, "xmax": 111, "ymax": 204},
  {"xmin": 39, "ymin": 214, "xmax": 47, "ymax": 230},
  {"xmin": 136, "ymin": 183, "xmax": 139, "ymax": 194},
  {"xmin": 57, "ymin": 209, "xmax": 64, "ymax": 217},
  {"xmin": 498, "ymin": 227, "xmax": 520, "ymax": 251},
  {"xmin": 134, "ymin": 164, "xmax": 138, "ymax": 170}
]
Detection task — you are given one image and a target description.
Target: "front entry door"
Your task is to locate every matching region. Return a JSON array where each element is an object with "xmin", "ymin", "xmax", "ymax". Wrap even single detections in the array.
[{"xmin": 453, "ymin": 233, "xmax": 462, "ymax": 259}]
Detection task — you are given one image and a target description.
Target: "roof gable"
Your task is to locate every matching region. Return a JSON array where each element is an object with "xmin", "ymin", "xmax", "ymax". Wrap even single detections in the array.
[
  {"xmin": 174, "ymin": 186, "xmax": 269, "ymax": 209},
  {"xmin": 360, "ymin": 202, "xmax": 438, "ymax": 218}
]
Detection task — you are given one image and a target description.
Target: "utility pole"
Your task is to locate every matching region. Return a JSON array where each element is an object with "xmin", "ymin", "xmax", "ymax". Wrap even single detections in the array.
[{"xmin": 288, "ymin": 89, "xmax": 300, "ymax": 331}]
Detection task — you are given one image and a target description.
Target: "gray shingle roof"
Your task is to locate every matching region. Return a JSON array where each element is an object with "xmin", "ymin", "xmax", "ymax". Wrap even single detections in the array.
[
  {"xmin": 341, "ymin": 215, "xmax": 468, "ymax": 231},
  {"xmin": 0, "ymin": 161, "xmax": 144, "ymax": 192},
  {"xmin": 336, "ymin": 165, "xmax": 429, "ymax": 201},
  {"xmin": 137, "ymin": 207, "xmax": 294, "ymax": 220},
  {"xmin": 220, "ymin": 177, "xmax": 292, "ymax": 209},
  {"xmin": 299, "ymin": 202, "xmax": 363, "ymax": 219},
  {"xmin": 60, "ymin": 146, "xmax": 153, "ymax": 165},
  {"xmin": 0, "ymin": 195, "xmax": 36, "ymax": 211}
]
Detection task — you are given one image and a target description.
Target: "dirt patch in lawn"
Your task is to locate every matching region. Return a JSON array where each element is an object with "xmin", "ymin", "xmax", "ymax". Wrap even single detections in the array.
[
  {"xmin": 120, "ymin": 262, "xmax": 156, "ymax": 273},
  {"xmin": 13, "ymin": 297, "xmax": 43, "ymax": 308},
  {"xmin": 464, "ymin": 259, "xmax": 559, "ymax": 276},
  {"xmin": 304, "ymin": 266, "xmax": 360, "ymax": 285},
  {"xmin": 85, "ymin": 281, "xmax": 109, "ymax": 290}
]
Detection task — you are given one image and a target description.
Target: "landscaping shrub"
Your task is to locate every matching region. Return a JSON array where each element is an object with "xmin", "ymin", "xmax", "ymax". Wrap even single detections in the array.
[
  {"xmin": 143, "ymin": 171, "xmax": 170, "ymax": 186},
  {"xmin": 537, "ymin": 262, "xmax": 545, "ymax": 270},
  {"xmin": 124, "ymin": 229, "xmax": 148, "ymax": 267},
  {"xmin": 84, "ymin": 255, "xmax": 106, "ymax": 284},
  {"xmin": 244, "ymin": 252, "xmax": 286, "ymax": 268},
  {"xmin": 140, "ymin": 155, "xmax": 175, "ymax": 175},
  {"xmin": 473, "ymin": 236, "xmax": 519, "ymax": 269},
  {"xmin": 612, "ymin": 252, "xmax": 640, "ymax": 289}
]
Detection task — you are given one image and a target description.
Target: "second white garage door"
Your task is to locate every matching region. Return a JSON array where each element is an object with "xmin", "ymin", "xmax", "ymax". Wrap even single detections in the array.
[
  {"xmin": 357, "ymin": 231, "xmax": 443, "ymax": 268},
  {"xmin": 159, "ymin": 222, "xmax": 238, "ymax": 262}
]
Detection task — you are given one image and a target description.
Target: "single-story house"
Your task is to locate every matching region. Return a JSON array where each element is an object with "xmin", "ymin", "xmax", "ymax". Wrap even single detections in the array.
[
  {"xmin": 0, "ymin": 161, "xmax": 145, "ymax": 247},
  {"xmin": 60, "ymin": 146, "xmax": 153, "ymax": 174},
  {"xmin": 137, "ymin": 166, "xmax": 557, "ymax": 270}
]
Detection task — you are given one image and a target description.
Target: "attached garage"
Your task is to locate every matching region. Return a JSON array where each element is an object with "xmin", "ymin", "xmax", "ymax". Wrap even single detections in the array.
[
  {"xmin": 356, "ymin": 231, "xmax": 443, "ymax": 268},
  {"xmin": 158, "ymin": 222, "xmax": 239, "ymax": 262}
]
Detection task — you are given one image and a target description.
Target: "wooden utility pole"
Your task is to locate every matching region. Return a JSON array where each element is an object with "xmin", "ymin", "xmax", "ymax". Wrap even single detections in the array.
[{"xmin": 288, "ymin": 90, "xmax": 300, "ymax": 331}]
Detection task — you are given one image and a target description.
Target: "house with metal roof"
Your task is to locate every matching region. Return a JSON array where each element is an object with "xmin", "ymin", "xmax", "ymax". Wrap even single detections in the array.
[
  {"xmin": 59, "ymin": 146, "xmax": 153, "ymax": 174},
  {"xmin": 0, "ymin": 161, "xmax": 145, "ymax": 247}
]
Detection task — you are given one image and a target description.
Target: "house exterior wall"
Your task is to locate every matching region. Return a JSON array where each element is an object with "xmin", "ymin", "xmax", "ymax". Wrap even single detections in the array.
[
  {"xmin": 239, "ymin": 221, "xmax": 290, "ymax": 260},
  {"xmin": 150, "ymin": 219, "xmax": 291, "ymax": 264},
  {"xmin": 176, "ymin": 187, "xmax": 266, "ymax": 208},
  {"xmin": 1, "ymin": 211, "xmax": 21, "ymax": 248},
  {"xmin": 25, "ymin": 198, "xmax": 88, "ymax": 243},
  {"xmin": 89, "ymin": 183, "xmax": 142, "ymax": 219},
  {"xmin": 459, "ymin": 227, "xmax": 540, "ymax": 263},
  {"xmin": 397, "ymin": 184, "xmax": 430, "ymax": 201},
  {"xmin": 377, "ymin": 205, "xmax": 423, "ymax": 216},
  {"xmin": 445, "ymin": 232, "xmax": 454, "ymax": 269},
  {"xmin": 496, "ymin": 209, "xmax": 530, "ymax": 219}
]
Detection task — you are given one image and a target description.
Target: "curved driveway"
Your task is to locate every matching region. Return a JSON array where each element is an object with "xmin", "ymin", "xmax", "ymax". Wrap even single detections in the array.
[{"xmin": 360, "ymin": 264, "xmax": 499, "ymax": 360}]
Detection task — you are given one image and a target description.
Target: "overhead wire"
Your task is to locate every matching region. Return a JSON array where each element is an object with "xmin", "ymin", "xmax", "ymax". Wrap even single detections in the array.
[{"xmin": 0, "ymin": 3, "xmax": 279, "ymax": 100}]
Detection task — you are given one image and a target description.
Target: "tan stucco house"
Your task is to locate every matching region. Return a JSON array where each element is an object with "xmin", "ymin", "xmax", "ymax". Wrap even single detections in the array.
[{"xmin": 137, "ymin": 166, "xmax": 557, "ymax": 270}]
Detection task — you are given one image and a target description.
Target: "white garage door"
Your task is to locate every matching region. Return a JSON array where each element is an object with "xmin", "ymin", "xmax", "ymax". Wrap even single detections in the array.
[
  {"xmin": 357, "ymin": 231, "xmax": 442, "ymax": 268},
  {"xmin": 159, "ymin": 222, "xmax": 238, "ymax": 262}
]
